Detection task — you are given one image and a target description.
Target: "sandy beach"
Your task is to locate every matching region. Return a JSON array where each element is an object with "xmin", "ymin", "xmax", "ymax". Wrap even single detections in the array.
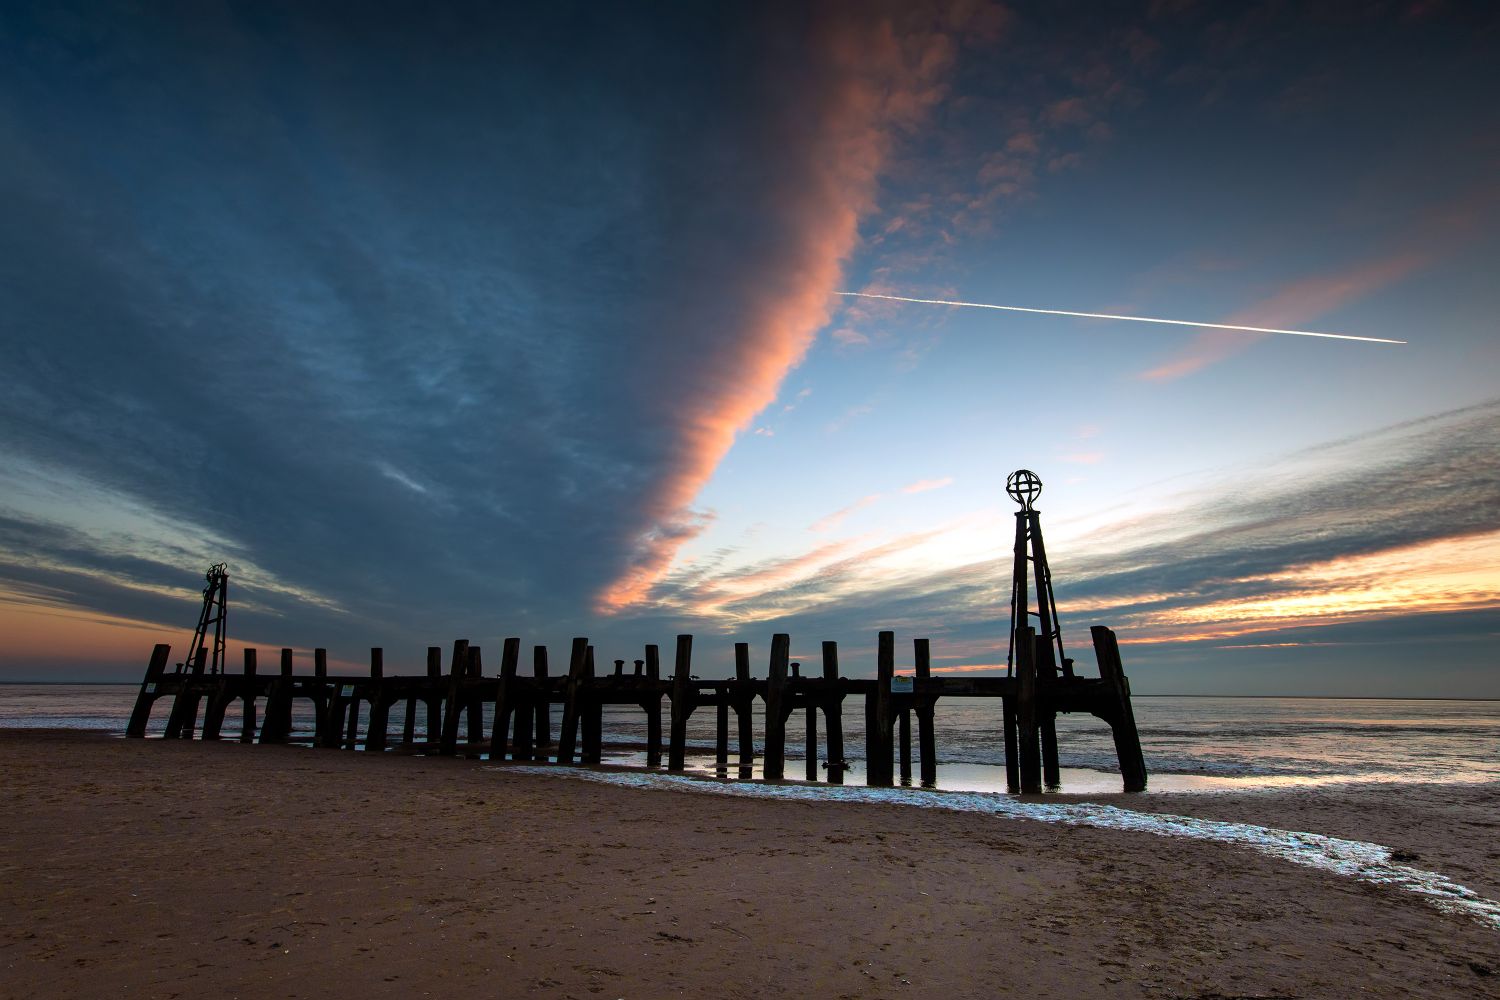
[{"xmin": 2, "ymin": 730, "xmax": 1497, "ymax": 999}]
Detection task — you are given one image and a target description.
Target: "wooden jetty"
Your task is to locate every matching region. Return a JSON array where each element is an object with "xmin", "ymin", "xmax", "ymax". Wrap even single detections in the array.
[
  {"xmin": 127, "ymin": 470, "xmax": 1147, "ymax": 792},
  {"xmin": 126, "ymin": 624, "xmax": 1146, "ymax": 793}
]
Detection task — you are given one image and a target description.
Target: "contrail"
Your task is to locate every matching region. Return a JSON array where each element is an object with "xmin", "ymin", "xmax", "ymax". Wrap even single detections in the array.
[{"xmin": 836, "ymin": 291, "xmax": 1406, "ymax": 345}]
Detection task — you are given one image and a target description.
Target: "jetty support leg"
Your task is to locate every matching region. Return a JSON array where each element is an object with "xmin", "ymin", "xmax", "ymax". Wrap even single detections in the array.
[
  {"xmin": 557, "ymin": 638, "xmax": 588, "ymax": 765},
  {"xmin": 822, "ymin": 641, "xmax": 844, "ymax": 784},
  {"xmin": 1092, "ymin": 625, "xmax": 1148, "ymax": 792},
  {"xmin": 366, "ymin": 648, "xmax": 389, "ymax": 752},
  {"xmin": 645, "ymin": 644, "xmax": 662, "ymax": 767},
  {"xmin": 667, "ymin": 635, "xmax": 693, "ymax": 771},
  {"xmin": 763, "ymin": 634, "xmax": 789, "ymax": 780},
  {"xmin": 126, "ymin": 644, "xmax": 170, "ymax": 738},
  {"xmin": 1016, "ymin": 627, "xmax": 1042, "ymax": 793},
  {"xmin": 915, "ymin": 638, "xmax": 937, "ymax": 787}
]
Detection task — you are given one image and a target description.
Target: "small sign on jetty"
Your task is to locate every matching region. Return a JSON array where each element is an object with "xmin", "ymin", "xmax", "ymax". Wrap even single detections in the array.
[{"xmin": 128, "ymin": 471, "xmax": 1147, "ymax": 793}]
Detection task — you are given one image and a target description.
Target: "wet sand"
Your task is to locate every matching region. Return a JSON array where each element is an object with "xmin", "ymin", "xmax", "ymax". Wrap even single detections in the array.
[{"xmin": 1, "ymin": 729, "xmax": 1497, "ymax": 998}]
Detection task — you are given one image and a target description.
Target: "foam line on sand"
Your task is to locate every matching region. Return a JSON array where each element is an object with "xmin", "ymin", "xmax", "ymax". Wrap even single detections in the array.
[{"xmin": 500, "ymin": 765, "xmax": 1500, "ymax": 931}]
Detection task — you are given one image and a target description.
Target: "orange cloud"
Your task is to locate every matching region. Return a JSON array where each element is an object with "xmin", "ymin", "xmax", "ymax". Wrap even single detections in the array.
[{"xmin": 595, "ymin": 11, "xmax": 970, "ymax": 613}]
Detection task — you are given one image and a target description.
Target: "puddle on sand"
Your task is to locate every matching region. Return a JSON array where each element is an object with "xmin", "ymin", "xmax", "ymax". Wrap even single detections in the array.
[{"xmin": 495, "ymin": 764, "xmax": 1500, "ymax": 933}]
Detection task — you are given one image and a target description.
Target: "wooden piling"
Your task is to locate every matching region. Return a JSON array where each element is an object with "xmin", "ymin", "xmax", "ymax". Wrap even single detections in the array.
[
  {"xmin": 533, "ymin": 644, "xmax": 552, "ymax": 749},
  {"xmin": 126, "ymin": 644, "xmax": 170, "ymax": 738},
  {"xmin": 425, "ymin": 646, "xmax": 442, "ymax": 745},
  {"xmin": 557, "ymin": 638, "xmax": 588, "ymax": 765},
  {"xmin": 464, "ymin": 646, "xmax": 484, "ymax": 755},
  {"xmin": 439, "ymin": 639, "xmax": 470, "ymax": 756},
  {"xmin": 645, "ymin": 644, "xmax": 663, "ymax": 766},
  {"xmin": 867, "ymin": 631, "xmax": 896, "ymax": 786},
  {"xmin": 733, "ymin": 642, "xmax": 754, "ymax": 771},
  {"xmin": 1091, "ymin": 626, "xmax": 1148, "ymax": 792},
  {"xmin": 239, "ymin": 647, "xmax": 258, "ymax": 743},
  {"xmin": 805, "ymin": 704, "xmax": 818, "ymax": 781},
  {"xmin": 898, "ymin": 706, "xmax": 912, "ymax": 783},
  {"xmin": 915, "ymin": 638, "xmax": 937, "ymax": 786},
  {"xmin": 822, "ymin": 641, "xmax": 844, "ymax": 785},
  {"xmin": 1016, "ymin": 626, "xmax": 1042, "ymax": 793},
  {"xmin": 491, "ymin": 637, "xmax": 520, "ymax": 761},
  {"xmin": 1002, "ymin": 698, "xmax": 1020, "ymax": 793},
  {"xmin": 715, "ymin": 699, "xmax": 729, "ymax": 766},
  {"xmin": 366, "ymin": 648, "xmax": 390, "ymax": 752},
  {"xmin": 259, "ymin": 648, "xmax": 294, "ymax": 745},
  {"xmin": 667, "ymin": 635, "xmax": 692, "ymax": 771},
  {"xmin": 581, "ymin": 646, "xmax": 602, "ymax": 764},
  {"xmin": 763, "ymin": 633, "xmax": 789, "ymax": 780}
]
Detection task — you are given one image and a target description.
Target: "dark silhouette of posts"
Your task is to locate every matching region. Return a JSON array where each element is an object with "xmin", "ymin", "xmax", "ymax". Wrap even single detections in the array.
[
  {"xmin": 490, "ymin": 637, "xmax": 520, "ymax": 761},
  {"xmin": 805, "ymin": 700, "xmax": 818, "ymax": 781},
  {"xmin": 533, "ymin": 644, "xmax": 552, "ymax": 751},
  {"xmin": 580, "ymin": 646, "xmax": 602, "ymax": 764},
  {"xmin": 1016, "ymin": 626, "xmax": 1042, "ymax": 793},
  {"xmin": 733, "ymin": 642, "xmax": 754, "ymax": 774},
  {"xmin": 1092, "ymin": 626, "xmax": 1147, "ymax": 792},
  {"xmin": 126, "ymin": 644, "xmax": 171, "ymax": 738},
  {"xmin": 259, "ymin": 648, "xmax": 294, "ymax": 744},
  {"xmin": 644, "ymin": 644, "xmax": 663, "ymax": 767},
  {"xmin": 915, "ymin": 638, "xmax": 937, "ymax": 786},
  {"xmin": 667, "ymin": 635, "xmax": 693, "ymax": 771},
  {"xmin": 240, "ymin": 647, "xmax": 258, "ymax": 743},
  {"xmin": 821, "ymin": 641, "xmax": 845, "ymax": 784},
  {"xmin": 365, "ymin": 647, "xmax": 390, "ymax": 752},
  {"xmin": 763, "ymin": 634, "xmax": 790, "ymax": 780},
  {"xmin": 557, "ymin": 638, "xmax": 589, "ymax": 765},
  {"xmin": 866, "ymin": 631, "xmax": 896, "ymax": 786},
  {"xmin": 438, "ymin": 639, "xmax": 470, "ymax": 756}
]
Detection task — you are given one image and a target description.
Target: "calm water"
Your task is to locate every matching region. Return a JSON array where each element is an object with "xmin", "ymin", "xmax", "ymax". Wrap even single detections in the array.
[{"xmin": 3, "ymin": 684, "xmax": 1497, "ymax": 794}]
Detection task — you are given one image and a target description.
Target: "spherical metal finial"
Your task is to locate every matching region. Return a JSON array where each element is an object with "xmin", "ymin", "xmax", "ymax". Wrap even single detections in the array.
[{"xmin": 1006, "ymin": 469, "xmax": 1042, "ymax": 509}]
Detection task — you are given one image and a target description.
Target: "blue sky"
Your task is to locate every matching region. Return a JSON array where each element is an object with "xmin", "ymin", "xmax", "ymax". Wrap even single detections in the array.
[{"xmin": 1, "ymin": 1, "xmax": 1497, "ymax": 693}]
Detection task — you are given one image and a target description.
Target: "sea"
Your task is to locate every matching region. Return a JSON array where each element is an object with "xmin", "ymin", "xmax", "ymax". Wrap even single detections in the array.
[{"xmin": 5, "ymin": 683, "xmax": 1498, "ymax": 795}]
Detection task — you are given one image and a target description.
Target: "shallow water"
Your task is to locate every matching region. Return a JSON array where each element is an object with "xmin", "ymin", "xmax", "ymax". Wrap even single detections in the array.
[{"xmin": 3, "ymin": 684, "xmax": 1497, "ymax": 793}]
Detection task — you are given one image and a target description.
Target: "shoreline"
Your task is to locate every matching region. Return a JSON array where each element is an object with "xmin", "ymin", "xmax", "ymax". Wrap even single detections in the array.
[{"xmin": 2, "ymin": 729, "xmax": 1496, "ymax": 998}]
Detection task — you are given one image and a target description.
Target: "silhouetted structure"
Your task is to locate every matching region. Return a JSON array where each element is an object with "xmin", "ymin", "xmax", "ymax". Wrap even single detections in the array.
[{"xmin": 128, "ymin": 477, "xmax": 1147, "ymax": 792}]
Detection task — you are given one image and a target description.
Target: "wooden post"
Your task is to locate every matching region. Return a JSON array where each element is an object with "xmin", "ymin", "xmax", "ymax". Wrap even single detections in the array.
[
  {"xmin": 1092, "ymin": 626, "xmax": 1147, "ymax": 792},
  {"xmin": 534, "ymin": 644, "xmax": 553, "ymax": 749},
  {"xmin": 1016, "ymin": 626, "xmax": 1042, "ymax": 793},
  {"xmin": 734, "ymin": 641, "xmax": 753, "ymax": 771},
  {"xmin": 239, "ymin": 647, "xmax": 258, "ymax": 743},
  {"xmin": 365, "ymin": 647, "xmax": 390, "ymax": 752},
  {"xmin": 491, "ymin": 637, "xmax": 520, "ymax": 761},
  {"xmin": 667, "ymin": 634, "xmax": 692, "ymax": 771},
  {"xmin": 898, "ymin": 706, "xmax": 912, "ymax": 783},
  {"xmin": 644, "ymin": 644, "xmax": 662, "ymax": 767},
  {"xmin": 165, "ymin": 648, "xmax": 208, "ymax": 740},
  {"xmin": 580, "ymin": 646, "xmax": 602, "ymax": 764},
  {"xmin": 557, "ymin": 638, "xmax": 588, "ymax": 765},
  {"xmin": 805, "ymin": 704, "xmax": 818, "ymax": 781},
  {"xmin": 715, "ymin": 698, "xmax": 729, "ymax": 766},
  {"xmin": 763, "ymin": 633, "xmax": 789, "ymax": 780},
  {"xmin": 464, "ymin": 646, "xmax": 484, "ymax": 755},
  {"xmin": 868, "ymin": 631, "xmax": 895, "ymax": 786},
  {"xmin": 915, "ymin": 638, "xmax": 936, "ymax": 786},
  {"xmin": 1002, "ymin": 697, "xmax": 1020, "ymax": 793},
  {"xmin": 439, "ymin": 639, "xmax": 470, "ymax": 756},
  {"xmin": 822, "ymin": 641, "xmax": 843, "ymax": 785},
  {"xmin": 513, "ymin": 646, "xmax": 540, "ymax": 761},
  {"xmin": 126, "ymin": 644, "xmax": 170, "ymax": 738},
  {"xmin": 259, "ymin": 647, "xmax": 294, "ymax": 745},
  {"xmin": 310, "ymin": 647, "xmax": 329, "ymax": 747},
  {"xmin": 344, "ymin": 690, "xmax": 361, "ymax": 750},
  {"xmin": 425, "ymin": 646, "xmax": 442, "ymax": 745}
]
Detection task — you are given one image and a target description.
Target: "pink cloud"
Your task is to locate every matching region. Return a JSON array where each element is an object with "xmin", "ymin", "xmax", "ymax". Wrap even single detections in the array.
[
  {"xmin": 811, "ymin": 494, "xmax": 884, "ymax": 533},
  {"xmin": 902, "ymin": 476, "xmax": 955, "ymax": 494}
]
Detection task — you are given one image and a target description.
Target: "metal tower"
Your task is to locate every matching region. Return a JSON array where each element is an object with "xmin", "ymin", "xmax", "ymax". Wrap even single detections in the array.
[
  {"xmin": 1005, "ymin": 470, "xmax": 1072, "ymax": 680},
  {"xmin": 179, "ymin": 563, "xmax": 229, "ymax": 674}
]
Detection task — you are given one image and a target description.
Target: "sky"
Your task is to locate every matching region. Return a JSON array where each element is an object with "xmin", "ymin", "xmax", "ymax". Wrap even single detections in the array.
[{"xmin": 1, "ymin": 1, "xmax": 1497, "ymax": 695}]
